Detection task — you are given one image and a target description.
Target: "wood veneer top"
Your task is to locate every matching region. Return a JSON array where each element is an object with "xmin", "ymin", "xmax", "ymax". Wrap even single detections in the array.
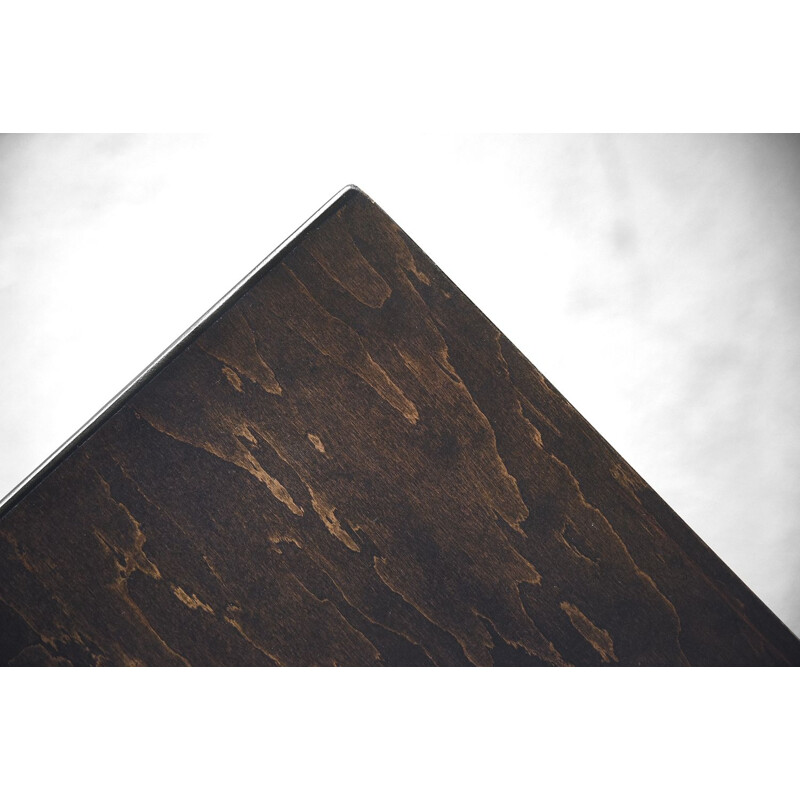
[{"xmin": 2, "ymin": 187, "xmax": 798, "ymax": 666}]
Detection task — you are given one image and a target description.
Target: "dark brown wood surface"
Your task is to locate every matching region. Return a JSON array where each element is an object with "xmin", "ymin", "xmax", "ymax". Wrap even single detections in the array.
[{"xmin": 2, "ymin": 187, "xmax": 798, "ymax": 666}]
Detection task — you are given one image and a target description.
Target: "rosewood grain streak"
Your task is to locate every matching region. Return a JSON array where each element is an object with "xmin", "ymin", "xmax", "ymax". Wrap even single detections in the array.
[{"xmin": 1, "ymin": 189, "xmax": 798, "ymax": 666}]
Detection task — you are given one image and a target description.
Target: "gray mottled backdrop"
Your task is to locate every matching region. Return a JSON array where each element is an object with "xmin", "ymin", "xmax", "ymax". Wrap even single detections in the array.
[{"xmin": 1, "ymin": 133, "xmax": 798, "ymax": 635}]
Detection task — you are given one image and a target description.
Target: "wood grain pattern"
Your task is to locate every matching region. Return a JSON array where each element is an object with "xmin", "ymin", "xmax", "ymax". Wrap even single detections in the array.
[{"xmin": 2, "ymin": 187, "xmax": 798, "ymax": 666}]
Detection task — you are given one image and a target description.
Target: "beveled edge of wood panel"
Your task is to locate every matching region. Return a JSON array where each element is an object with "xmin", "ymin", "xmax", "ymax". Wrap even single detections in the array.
[{"xmin": 0, "ymin": 184, "xmax": 365, "ymax": 519}]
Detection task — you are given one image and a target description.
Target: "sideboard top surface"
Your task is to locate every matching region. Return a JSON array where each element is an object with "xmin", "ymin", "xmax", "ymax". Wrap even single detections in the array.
[{"xmin": 2, "ymin": 187, "xmax": 797, "ymax": 666}]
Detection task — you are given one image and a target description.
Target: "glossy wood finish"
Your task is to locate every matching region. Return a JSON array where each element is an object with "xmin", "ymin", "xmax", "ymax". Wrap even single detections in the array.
[{"xmin": 2, "ymin": 187, "xmax": 798, "ymax": 666}]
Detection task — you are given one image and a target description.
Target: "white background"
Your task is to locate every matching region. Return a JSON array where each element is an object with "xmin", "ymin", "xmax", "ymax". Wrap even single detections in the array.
[
  {"xmin": 2, "ymin": 133, "xmax": 798, "ymax": 636},
  {"xmin": 2, "ymin": 3, "xmax": 798, "ymax": 799}
]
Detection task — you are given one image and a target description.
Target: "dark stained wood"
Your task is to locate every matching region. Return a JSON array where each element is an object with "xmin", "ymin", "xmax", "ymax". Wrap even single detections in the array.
[{"xmin": 2, "ymin": 187, "xmax": 798, "ymax": 666}]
